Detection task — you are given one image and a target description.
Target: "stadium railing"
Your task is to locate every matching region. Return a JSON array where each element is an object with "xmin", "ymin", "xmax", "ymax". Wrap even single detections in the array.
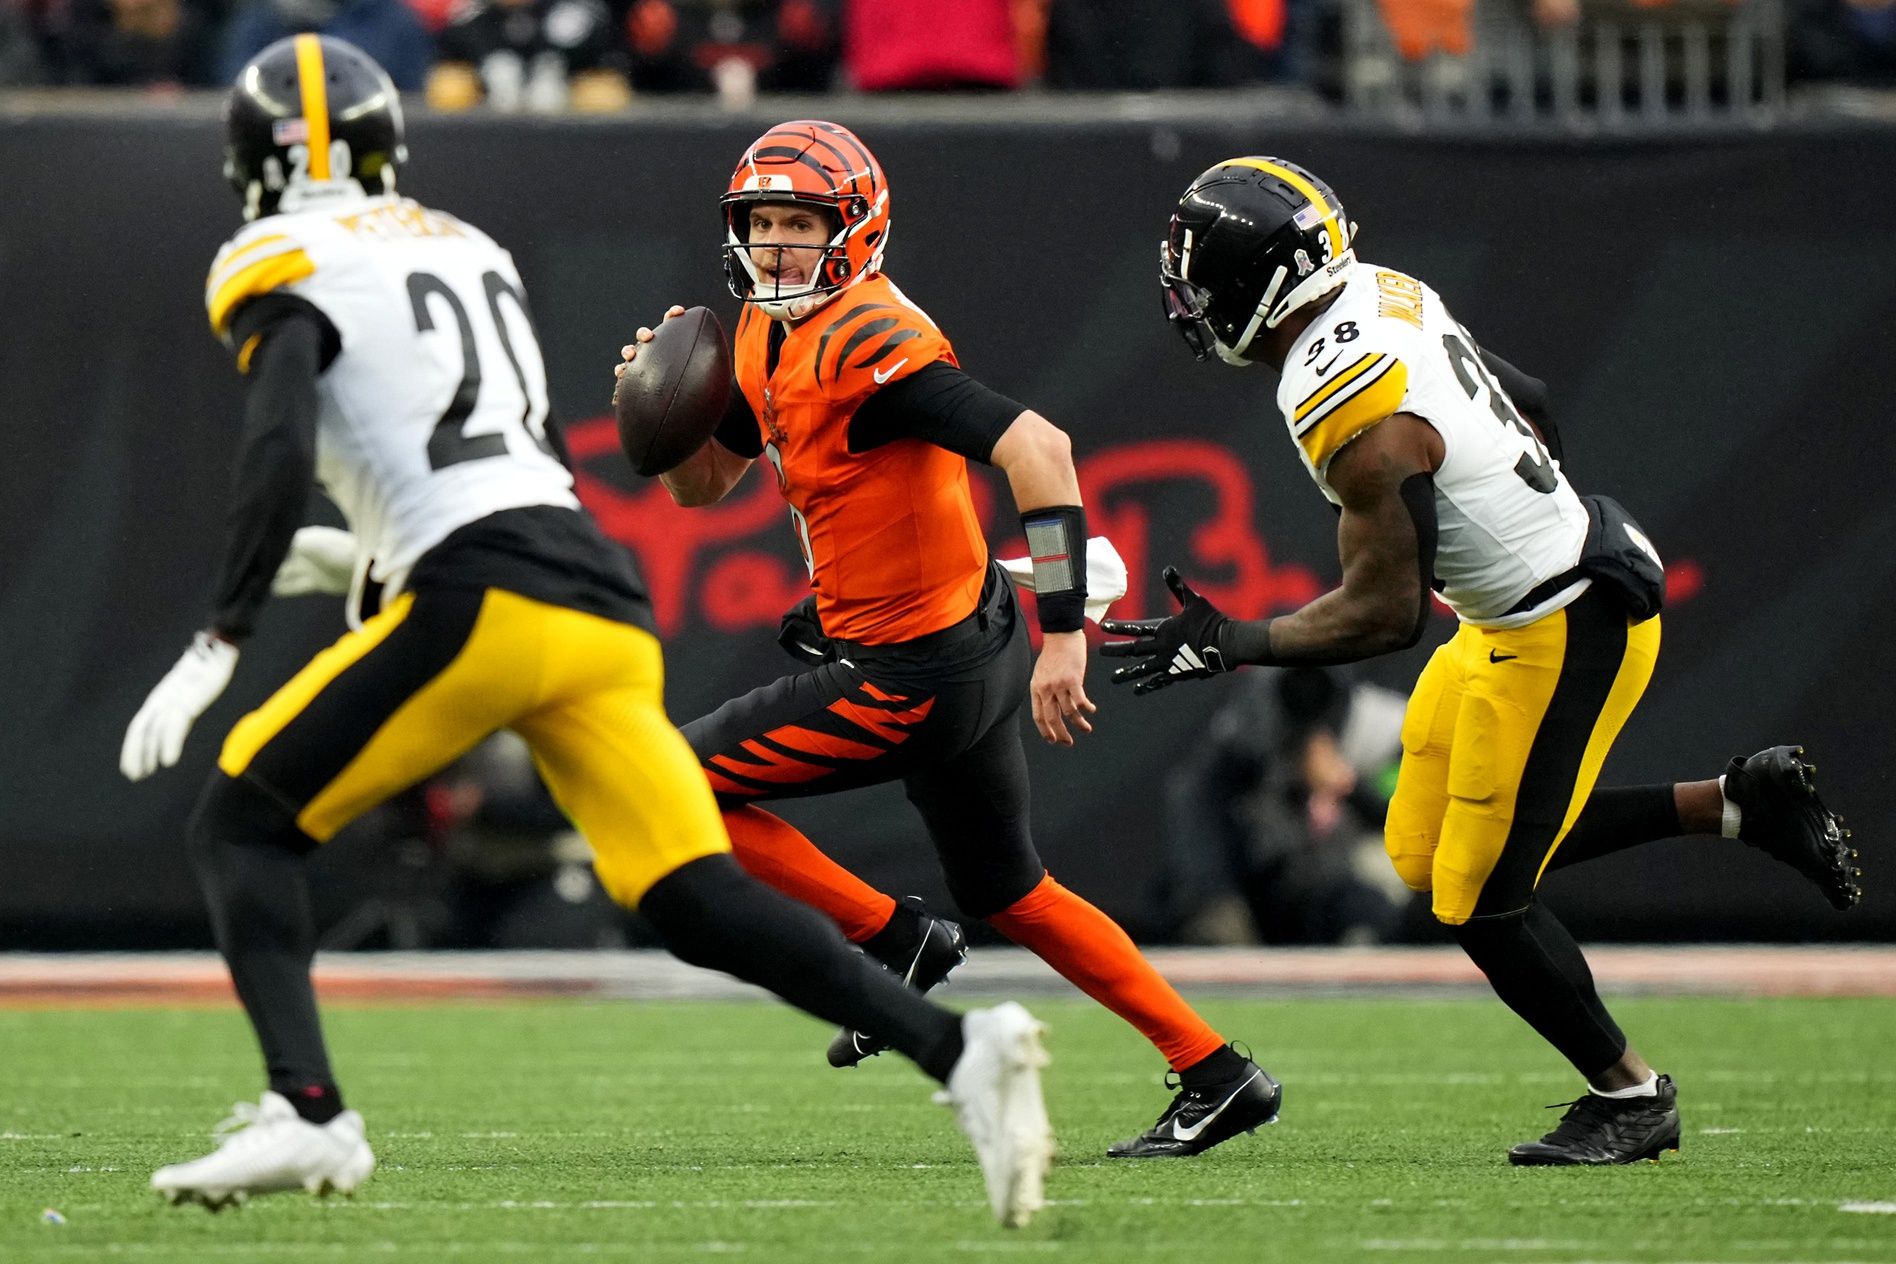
[{"xmin": 1341, "ymin": 0, "xmax": 1788, "ymax": 130}]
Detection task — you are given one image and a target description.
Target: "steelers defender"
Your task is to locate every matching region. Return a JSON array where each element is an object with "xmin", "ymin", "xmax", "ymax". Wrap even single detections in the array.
[
  {"xmin": 118, "ymin": 36, "xmax": 1053, "ymax": 1225},
  {"xmin": 1103, "ymin": 158, "xmax": 1859, "ymax": 1164}
]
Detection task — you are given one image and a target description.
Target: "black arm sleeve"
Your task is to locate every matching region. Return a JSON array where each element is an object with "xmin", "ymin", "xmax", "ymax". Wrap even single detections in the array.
[
  {"xmin": 846, "ymin": 361, "xmax": 1027, "ymax": 463},
  {"xmin": 206, "ymin": 301, "xmax": 329, "ymax": 642},
  {"xmin": 714, "ymin": 380, "xmax": 764, "ymax": 459},
  {"xmin": 1480, "ymin": 347, "xmax": 1563, "ymax": 465}
]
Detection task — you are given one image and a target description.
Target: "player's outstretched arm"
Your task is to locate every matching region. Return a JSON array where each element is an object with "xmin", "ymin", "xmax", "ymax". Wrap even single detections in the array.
[
  {"xmin": 1101, "ymin": 415, "xmax": 1443, "ymax": 693},
  {"xmin": 990, "ymin": 411, "xmax": 1096, "ymax": 747},
  {"xmin": 616, "ymin": 305, "xmax": 754, "ymax": 506},
  {"xmin": 122, "ymin": 306, "xmax": 327, "ymax": 780},
  {"xmin": 1260, "ymin": 413, "xmax": 1442, "ymax": 661}
]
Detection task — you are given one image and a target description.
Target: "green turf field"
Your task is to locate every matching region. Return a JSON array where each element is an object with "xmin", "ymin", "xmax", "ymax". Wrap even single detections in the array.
[{"xmin": 2, "ymin": 996, "xmax": 1893, "ymax": 1262}]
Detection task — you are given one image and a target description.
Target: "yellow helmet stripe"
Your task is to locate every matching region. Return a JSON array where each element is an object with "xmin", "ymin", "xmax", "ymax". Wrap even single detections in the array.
[
  {"xmin": 294, "ymin": 34, "xmax": 331, "ymax": 181},
  {"xmin": 1217, "ymin": 158, "xmax": 1343, "ymax": 261}
]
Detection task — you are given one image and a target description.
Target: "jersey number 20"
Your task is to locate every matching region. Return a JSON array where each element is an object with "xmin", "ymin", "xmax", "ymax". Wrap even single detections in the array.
[{"xmin": 407, "ymin": 271, "xmax": 557, "ymax": 471}]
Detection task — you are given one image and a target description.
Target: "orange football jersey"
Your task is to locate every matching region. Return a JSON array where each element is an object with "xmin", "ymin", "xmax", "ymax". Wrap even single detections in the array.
[{"xmin": 731, "ymin": 275, "xmax": 989, "ymax": 645}]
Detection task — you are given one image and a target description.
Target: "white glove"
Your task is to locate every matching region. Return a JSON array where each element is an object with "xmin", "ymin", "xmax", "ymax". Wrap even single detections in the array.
[
  {"xmin": 272, "ymin": 526, "xmax": 357, "ymax": 597},
  {"xmin": 120, "ymin": 632, "xmax": 240, "ymax": 782},
  {"xmin": 999, "ymin": 536, "xmax": 1129, "ymax": 624}
]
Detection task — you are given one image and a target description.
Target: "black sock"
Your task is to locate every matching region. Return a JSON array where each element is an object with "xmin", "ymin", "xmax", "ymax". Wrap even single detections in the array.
[
  {"xmin": 274, "ymin": 1081, "xmax": 346, "ymax": 1125},
  {"xmin": 642, "ymin": 855, "xmax": 965, "ymax": 1082},
  {"xmin": 861, "ymin": 898, "xmax": 928, "ymax": 970},
  {"xmin": 1546, "ymin": 785, "xmax": 1681, "ymax": 871},
  {"xmin": 189, "ymin": 776, "xmax": 340, "ymax": 1097},
  {"xmin": 1451, "ymin": 902, "xmax": 1626, "ymax": 1079},
  {"xmin": 1177, "ymin": 1044, "xmax": 1247, "ymax": 1087}
]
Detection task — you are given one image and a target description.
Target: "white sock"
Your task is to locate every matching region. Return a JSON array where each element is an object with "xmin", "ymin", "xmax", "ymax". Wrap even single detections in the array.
[
  {"xmin": 1718, "ymin": 774, "xmax": 1743, "ymax": 839},
  {"xmin": 1590, "ymin": 1073, "xmax": 1659, "ymax": 1099}
]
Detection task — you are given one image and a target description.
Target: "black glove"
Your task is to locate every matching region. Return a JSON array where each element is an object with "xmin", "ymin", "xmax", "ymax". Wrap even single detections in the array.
[
  {"xmin": 776, "ymin": 595, "xmax": 836, "ymax": 666},
  {"xmin": 1099, "ymin": 567, "xmax": 1230, "ymax": 695}
]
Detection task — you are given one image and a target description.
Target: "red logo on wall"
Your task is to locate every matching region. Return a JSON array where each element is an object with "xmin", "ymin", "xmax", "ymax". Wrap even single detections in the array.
[{"xmin": 563, "ymin": 416, "xmax": 1699, "ymax": 637}]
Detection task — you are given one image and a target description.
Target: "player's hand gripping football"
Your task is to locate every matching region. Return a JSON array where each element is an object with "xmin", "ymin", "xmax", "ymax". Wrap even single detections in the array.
[
  {"xmin": 1099, "ymin": 567, "xmax": 1232, "ymax": 695},
  {"xmin": 119, "ymin": 632, "xmax": 240, "ymax": 781},
  {"xmin": 613, "ymin": 304, "xmax": 686, "ymax": 382},
  {"xmin": 1031, "ymin": 630, "xmax": 1096, "ymax": 747}
]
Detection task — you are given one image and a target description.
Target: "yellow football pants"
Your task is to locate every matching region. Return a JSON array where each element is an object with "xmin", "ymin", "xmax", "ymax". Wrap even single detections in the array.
[
  {"xmin": 1384, "ymin": 586, "xmax": 1661, "ymax": 924},
  {"xmin": 219, "ymin": 587, "xmax": 729, "ymax": 906}
]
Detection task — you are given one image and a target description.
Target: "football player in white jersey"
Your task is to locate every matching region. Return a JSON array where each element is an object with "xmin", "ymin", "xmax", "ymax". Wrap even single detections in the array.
[
  {"xmin": 1103, "ymin": 157, "xmax": 1860, "ymax": 1165},
  {"xmin": 117, "ymin": 36, "xmax": 1053, "ymax": 1225}
]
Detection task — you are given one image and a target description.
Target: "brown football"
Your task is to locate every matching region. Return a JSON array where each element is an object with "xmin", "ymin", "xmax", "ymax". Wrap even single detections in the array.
[{"xmin": 612, "ymin": 306, "xmax": 733, "ymax": 477}]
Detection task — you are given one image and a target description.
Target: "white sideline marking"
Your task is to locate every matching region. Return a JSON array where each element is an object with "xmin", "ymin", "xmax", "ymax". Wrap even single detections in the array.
[
  {"xmin": 951, "ymin": 1244, "xmax": 1062, "ymax": 1253},
  {"xmin": 1362, "ymin": 1240, "xmax": 1586, "ymax": 1252},
  {"xmin": 1839, "ymin": 1201, "xmax": 1896, "ymax": 1213},
  {"xmin": 1699, "ymin": 1126, "xmax": 1743, "ymax": 1134}
]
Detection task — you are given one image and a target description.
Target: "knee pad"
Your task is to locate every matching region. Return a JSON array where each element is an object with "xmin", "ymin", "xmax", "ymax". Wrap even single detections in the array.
[
  {"xmin": 902, "ymin": 786, "xmax": 1043, "ymax": 920},
  {"xmin": 188, "ymin": 774, "xmax": 312, "ymax": 871},
  {"xmin": 1386, "ymin": 848, "xmax": 1435, "ymax": 896},
  {"xmin": 940, "ymin": 853, "xmax": 1044, "ymax": 922}
]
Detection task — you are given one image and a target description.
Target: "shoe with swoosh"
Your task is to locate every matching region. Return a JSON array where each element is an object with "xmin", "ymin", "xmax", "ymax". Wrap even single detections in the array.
[
  {"xmin": 1105, "ymin": 1057, "xmax": 1281, "ymax": 1158},
  {"xmin": 827, "ymin": 896, "xmax": 969, "ymax": 1068}
]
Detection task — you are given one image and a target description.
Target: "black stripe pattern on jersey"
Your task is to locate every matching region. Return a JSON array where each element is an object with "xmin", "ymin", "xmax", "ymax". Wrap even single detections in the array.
[{"xmin": 814, "ymin": 303, "xmax": 894, "ymax": 385}]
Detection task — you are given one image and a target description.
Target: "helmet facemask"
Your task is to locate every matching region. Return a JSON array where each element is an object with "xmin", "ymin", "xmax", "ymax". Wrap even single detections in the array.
[
  {"xmin": 722, "ymin": 189, "xmax": 884, "ymax": 321},
  {"xmin": 1160, "ymin": 237, "xmax": 1220, "ymax": 362}
]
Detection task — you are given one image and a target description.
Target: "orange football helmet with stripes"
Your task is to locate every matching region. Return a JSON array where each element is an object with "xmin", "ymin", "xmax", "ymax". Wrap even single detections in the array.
[{"xmin": 721, "ymin": 119, "xmax": 890, "ymax": 321}]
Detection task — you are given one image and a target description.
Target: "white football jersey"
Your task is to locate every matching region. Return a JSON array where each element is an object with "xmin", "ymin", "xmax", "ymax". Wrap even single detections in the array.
[
  {"xmin": 204, "ymin": 194, "xmax": 577, "ymax": 623},
  {"xmin": 1274, "ymin": 263, "xmax": 1589, "ymax": 628}
]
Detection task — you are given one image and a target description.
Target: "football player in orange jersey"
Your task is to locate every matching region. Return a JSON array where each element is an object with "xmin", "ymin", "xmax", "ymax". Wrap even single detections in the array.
[{"xmin": 617, "ymin": 120, "xmax": 1279, "ymax": 1158}]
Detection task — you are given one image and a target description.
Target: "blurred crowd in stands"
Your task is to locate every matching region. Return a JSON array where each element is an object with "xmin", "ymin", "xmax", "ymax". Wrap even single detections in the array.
[{"xmin": 2, "ymin": 0, "xmax": 1891, "ymax": 101}]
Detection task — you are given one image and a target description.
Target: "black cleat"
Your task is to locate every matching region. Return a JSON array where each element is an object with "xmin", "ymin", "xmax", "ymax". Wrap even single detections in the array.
[
  {"xmin": 1508, "ymin": 1074, "xmax": 1681, "ymax": 1166},
  {"xmin": 827, "ymin": 897, "xmax": 968, "ymax": 1068},
  {"xmin": 1105, "ymin": 1058, "xmax": 1281, "ymax": 1159},
  {"xmin": 1725, "ymin": 745, "xmax": 1862, "ymax": 911}
]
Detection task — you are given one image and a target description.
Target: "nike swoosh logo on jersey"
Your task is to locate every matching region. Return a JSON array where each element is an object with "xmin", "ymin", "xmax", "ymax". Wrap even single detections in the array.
[
  {"xmin": 1489, "ymin": 650, "xmax": 1518, "ymax": 663},
  {"xmin": 872, "ymin": 358, "xmax": 910, "ymax": 385},
  {"xmin": 1173, "ymin": 1069, "xmax": 1265, "ymax": 1142},
  {"xmin": 1316, "ymin": 352, "xmax": 1343, "ymax": 375}
]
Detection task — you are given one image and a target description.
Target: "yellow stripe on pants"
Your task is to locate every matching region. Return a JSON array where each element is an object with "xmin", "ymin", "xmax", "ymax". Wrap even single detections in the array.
[{"xmin": 218, "ymin": 588, "xmax": 729, "ymax": 905}]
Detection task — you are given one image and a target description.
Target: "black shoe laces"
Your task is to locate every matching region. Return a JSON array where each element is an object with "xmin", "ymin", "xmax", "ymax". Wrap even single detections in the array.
[{"xmin": 1539, "ymin": 1090, "xmax": 1655, "ymax": 1145}]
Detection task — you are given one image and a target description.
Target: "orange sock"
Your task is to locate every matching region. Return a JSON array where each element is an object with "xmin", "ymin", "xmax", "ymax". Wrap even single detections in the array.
[
  {"xmin": 988, "ymin": 875, "xmax": 1226, "ymax": 1071},
  {"xmin": 721, "ymin": 805, "xmax": 898, "ymax": 943}
]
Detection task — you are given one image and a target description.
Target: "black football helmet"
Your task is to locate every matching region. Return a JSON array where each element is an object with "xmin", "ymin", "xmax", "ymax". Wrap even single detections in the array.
[
  {"xmin": 1161, "ymin": 157, "xmax": 1356, "ymax": 364},
  {"xmin": 224, "ymin": 34, "xmax": 406, "ymax": 221}
]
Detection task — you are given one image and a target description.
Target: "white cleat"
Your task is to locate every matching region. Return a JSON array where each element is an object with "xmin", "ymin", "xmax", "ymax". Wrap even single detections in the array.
[
  {"xmin": 151, "ymin": 1091, "xmax": 375, "ymax": 1211},
  {"xmin": 942, "ymin": 1002, "xmax": 1055, "ymax": 1229}
]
